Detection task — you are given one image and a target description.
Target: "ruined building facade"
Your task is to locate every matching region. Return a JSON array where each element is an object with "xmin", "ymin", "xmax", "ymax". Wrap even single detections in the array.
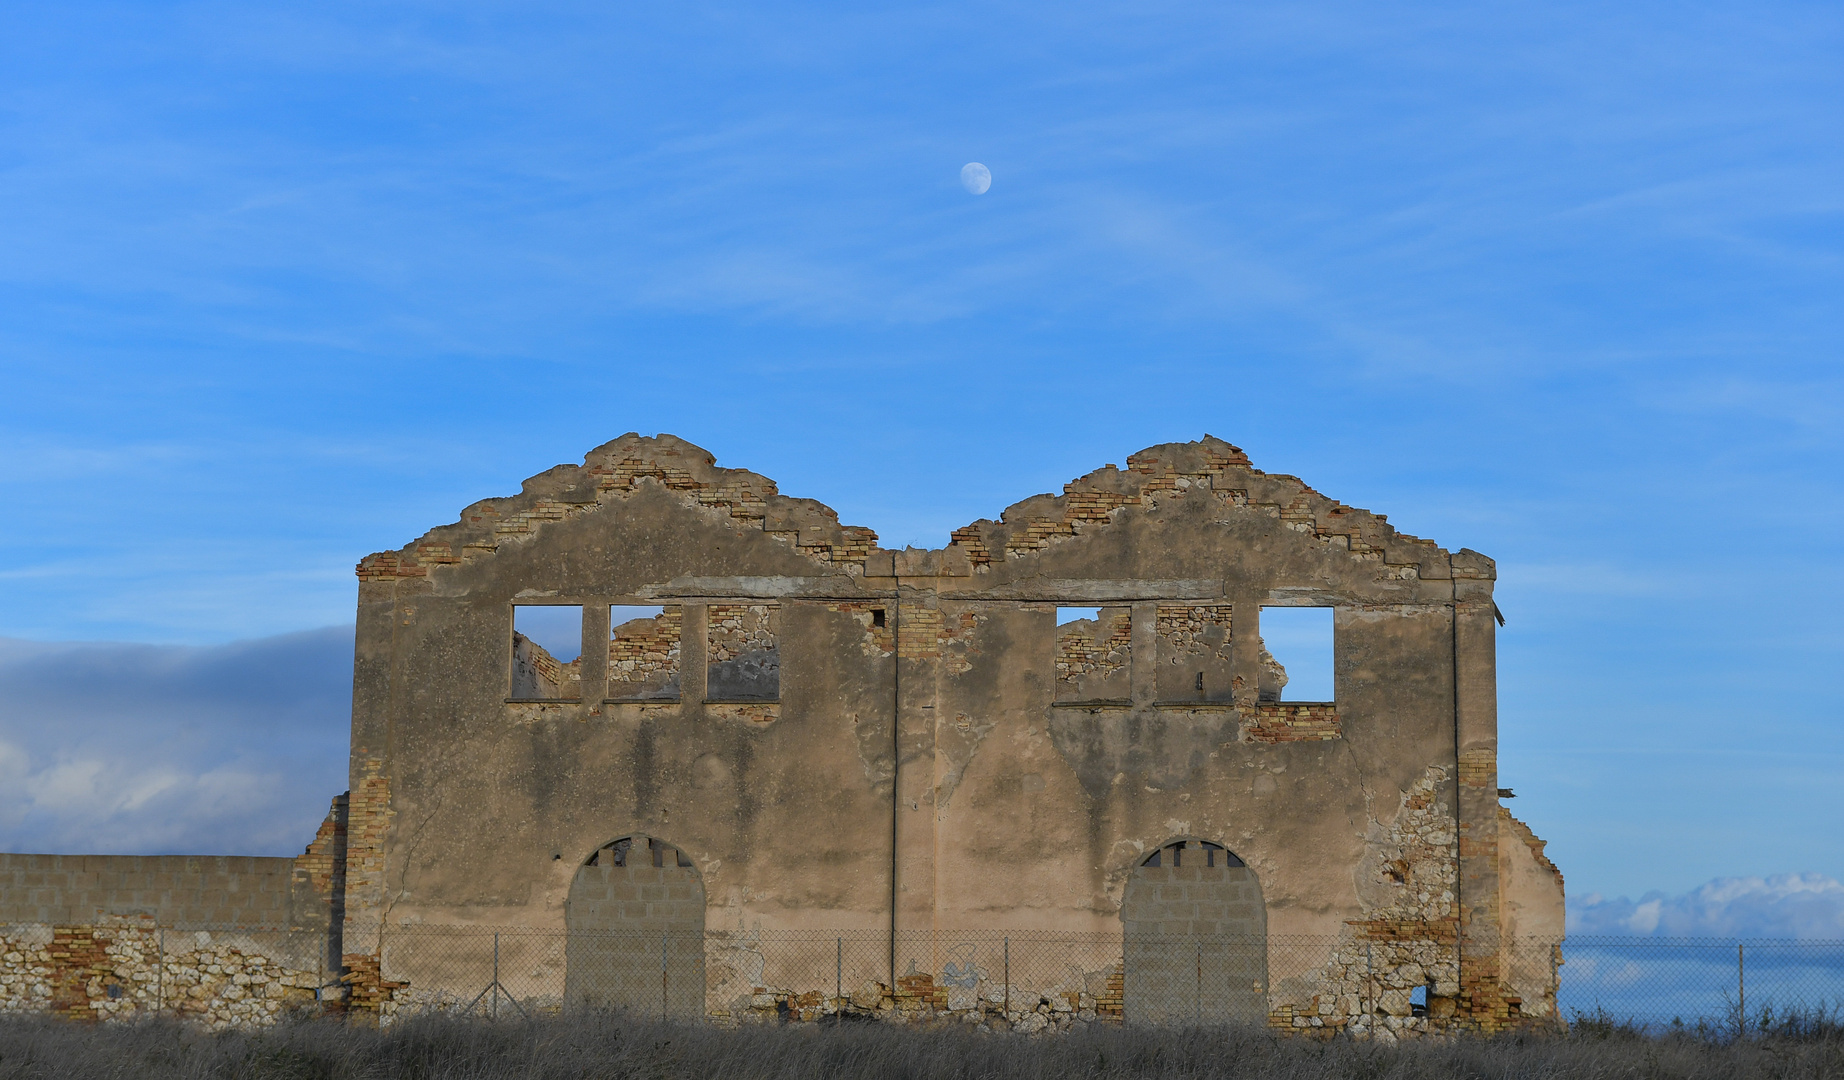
[{"xmin": 0, "ymin": 435, "xmax": 1563, "ymax": 1032}]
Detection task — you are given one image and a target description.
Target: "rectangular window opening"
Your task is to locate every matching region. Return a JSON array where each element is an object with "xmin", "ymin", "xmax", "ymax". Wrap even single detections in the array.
[
  {"xmin": 708, "ymin": 603, "xmax": 779, "ymax": 702},
  {"xmin": 1257, "ymin": 606, "xmax": 1334, "ymax": 702},
  {"xmin": 1155, "ymin": 603, "xmax": 1234, "ymax": 703},
  {"xmin": 608, "ymin": 605, "xmax": 681, "ymax": 701},
  {"xmin": 1055, "ymin": 606, "xmax": 1130, "ymax": 703},
  {"xmin": 870, "ymin": 608, "xmax": 886, "ymax": 628},
  {"xmin": 512, "ymin": 605, "xmax": 584, "ymax": 700}
]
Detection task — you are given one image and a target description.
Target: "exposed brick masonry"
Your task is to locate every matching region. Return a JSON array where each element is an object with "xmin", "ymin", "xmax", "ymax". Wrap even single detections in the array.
[
  {"xmin": 1245, "ymin": 703, "xmax": 1341, "ymax": 743},
  {"xmin": 1055, "ymin": 609, "xmax": 1133, "ymax": 701},
  {"xmin": 708, "ymin": 605, "xmax": 775, "ymax": 664},
  {"xmin": 948, "ymin": 438, "xmax": 1439, "ymax": 575},
  {"xmin": 608, "ymin": 606, "xmax": 681, "ymax": 699},
  {"xmin": 358, "ymin": 435, "xmax": 879, "ymax": 582}
]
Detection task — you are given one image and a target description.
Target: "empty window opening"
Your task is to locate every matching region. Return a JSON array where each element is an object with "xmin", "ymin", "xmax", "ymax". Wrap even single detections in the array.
[
  {"xmin": 1257, "ymin": 606, "xmax": 1334, "ymax": 702},
  {"xmin": 608, "ymin": 605, "xmax": 681, "ymax": 701},
  {"xmin": 1055, "ymin": 606, "xmax": 1131, "ymax": 703},
  {"xmin": 1140, "ymin": 839, "xmax": 1245, "ymax": 869},
  {"xmin": 512, "ymin": 605, "xmax": 583, "ymax": 700},
  {"xmin": 1155, "ymin": 603, "xmax": 1234, "ymax": 702},
  {"xmin": 708, "ymin": 603, "xmax": 779, "ymax": 702},
  {"xmin": 870, "ymin": 608, "xmax": 886, "ymax": 628}
]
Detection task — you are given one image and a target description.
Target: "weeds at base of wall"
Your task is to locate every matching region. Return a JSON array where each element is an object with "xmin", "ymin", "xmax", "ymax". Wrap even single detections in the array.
[{"xmin": 0, "ymin": 1010, "xmax": 1840, "ymax": 1080}]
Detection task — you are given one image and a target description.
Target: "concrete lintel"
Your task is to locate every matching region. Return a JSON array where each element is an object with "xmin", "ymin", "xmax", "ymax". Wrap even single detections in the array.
[
  {"xmin": 1261, "ymin": 587, "xmax": 1334, "ymax": 606},
  {"xmin": 639, "ymin": 576, "xmax": 864, "ymax": 599},
  {"xmin": 940, "ymin": 578, "xmax": 1222, "ymax": 601}
]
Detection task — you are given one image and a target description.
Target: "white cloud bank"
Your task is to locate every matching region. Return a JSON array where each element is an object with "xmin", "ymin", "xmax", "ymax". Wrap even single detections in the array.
[
  {"xmin": 0, "ymin": 628, "xmax": 352, "ymax": 856},
  {"xmin": 1570, "ymin": 874, "xmax": 1844, "ymax": 939}
]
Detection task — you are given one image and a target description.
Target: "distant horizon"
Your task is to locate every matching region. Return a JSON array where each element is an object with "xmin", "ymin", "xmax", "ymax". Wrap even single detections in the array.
[{"xmin": 2, "ymin": 617, "xmax": 1840, "ymax": 941}]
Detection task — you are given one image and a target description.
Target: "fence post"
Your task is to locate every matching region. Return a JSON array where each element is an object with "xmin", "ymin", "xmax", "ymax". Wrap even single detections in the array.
[
  {"xmin": 1195, "ymin": 940, "xmax": 1202, "ymax": 1025},
  {"xmin": 661, "ymin": 932, "xmax": 669, "ymax": 1020},
  {"xmin": 493, "ymin": 932, "xmax": 501, "ymax": 1019},
  {"xmin": 1003, "ymin": 937, "xmax": 1010, "ymax": 1019},
  {"xmin": 1737, "ymin": 943, "xmax": 1745, "ymax": 1038},
  {"xmin": 156, "ymin": 928, "xmax": 165, "ymax": 1016},
  {"xmin": 1366, "ymin": 943, "xmax": 1374, "ymax": 1025},
  {"xmin": 836, "ymin": 937, "xmax": 843, "ymax": 1006}
]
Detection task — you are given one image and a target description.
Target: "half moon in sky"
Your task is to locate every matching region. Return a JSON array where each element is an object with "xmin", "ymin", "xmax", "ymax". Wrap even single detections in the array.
[{"xmin": 960, "ymin": 162, "xmax": 992, "ymax": 195}]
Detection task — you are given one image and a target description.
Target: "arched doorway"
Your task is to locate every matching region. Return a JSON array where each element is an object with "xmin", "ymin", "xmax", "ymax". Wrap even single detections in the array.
[
  {"xmin": 564, "ymin": 836, "xmax": 705, "ymax": 1015},
  {"xmin": 1121, "ymin": 838, "xmax": 1267, "ymax": 1024}
]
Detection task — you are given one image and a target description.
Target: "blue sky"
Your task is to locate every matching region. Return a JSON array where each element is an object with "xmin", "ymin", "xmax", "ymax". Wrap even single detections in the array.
[{"xmin": 1, "ymin": 1, "xmax": 1840, "ymax": 929}]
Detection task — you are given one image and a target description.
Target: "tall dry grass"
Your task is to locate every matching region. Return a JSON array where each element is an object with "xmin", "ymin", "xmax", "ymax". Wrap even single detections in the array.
[{"xmin": 0, "ymin": 1010, "xmax": 1838, "ymax": 1080}]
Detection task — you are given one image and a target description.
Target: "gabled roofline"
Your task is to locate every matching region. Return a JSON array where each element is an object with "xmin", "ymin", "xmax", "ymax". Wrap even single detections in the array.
[{"xmin": 356, "ymin": 433, "xmax": 1477, "ymax": 584}]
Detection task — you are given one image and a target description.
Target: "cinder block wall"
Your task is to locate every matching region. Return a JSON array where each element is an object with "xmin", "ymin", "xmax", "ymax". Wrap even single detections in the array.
[{"xmin": 0, "ymin": 853, "xmax": 322, "ymax": 931}]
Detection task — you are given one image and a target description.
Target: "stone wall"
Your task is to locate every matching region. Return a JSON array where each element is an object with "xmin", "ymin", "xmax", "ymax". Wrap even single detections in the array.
[
  {"xmin": 0, "ymin": 921, "xmax": 325, "ymax": 1027},
  {"xmin": 706, "ymin": 603, "xmax": 779, "ymax": 701}
]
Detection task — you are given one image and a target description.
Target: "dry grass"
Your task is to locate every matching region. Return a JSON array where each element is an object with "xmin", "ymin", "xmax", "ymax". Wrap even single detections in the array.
[{"xmin": 0, "ymin": 1011, "xmax": 1839, "ymax": 1080}]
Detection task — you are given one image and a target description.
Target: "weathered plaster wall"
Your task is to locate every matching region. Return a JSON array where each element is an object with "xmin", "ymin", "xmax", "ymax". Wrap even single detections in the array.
[
  {"xmin": 1499, "ymin": 808, "xmax": 1566, "ymax": 1020},
  {"xmin": 336, "ymin": 433, "xmax": 1561, "ymax": 1033}
]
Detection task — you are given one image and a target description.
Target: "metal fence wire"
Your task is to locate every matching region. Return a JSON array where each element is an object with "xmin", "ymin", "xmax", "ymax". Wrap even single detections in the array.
[
  {"xmin": 1558, "ymin": 937, "xmax": 1844, "ymax": 1031},
  {"xmin": 4, "ymin": 923, "xmax": 1839, "ymax": 1031},
  {"xmin": 340, "ymin": 927, "xmax": 1844, "ymax": 1031}
]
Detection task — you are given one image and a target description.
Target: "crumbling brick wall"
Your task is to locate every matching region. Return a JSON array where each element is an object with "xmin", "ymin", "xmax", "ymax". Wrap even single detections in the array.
[
  {"xmin": 512, "ymin": 633, "xmax": 578, "ymax": 699},
  {"xmin": 1055, "ymin": 608, "xmax": 1132, "ymax": 701},
  {"xmin": 608, "ymin": 607, "xmax": 681, "ymax": 699},
  {"xmin": 329, "ymin": 434, "xmax": 1559, "ymax": 1036}
]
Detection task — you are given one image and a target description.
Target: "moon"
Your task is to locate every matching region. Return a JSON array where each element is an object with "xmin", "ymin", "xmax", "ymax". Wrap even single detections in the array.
[{"xmin": 960, "ymin": 162, "xmax": 992, "ymax": 195}]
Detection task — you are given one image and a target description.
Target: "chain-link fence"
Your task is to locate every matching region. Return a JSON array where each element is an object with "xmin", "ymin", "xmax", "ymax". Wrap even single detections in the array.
[
  {"xmin": 348, "ymin": 927, "xmax": 1844, "ymax": 1031},
  {"xmin": 1556, "ymin": 937, "xmax": 1844, "ymax": 1032},
  {"xmin": 4, "ymin": 922, "xmax": 1839, "ymax": 1032}
]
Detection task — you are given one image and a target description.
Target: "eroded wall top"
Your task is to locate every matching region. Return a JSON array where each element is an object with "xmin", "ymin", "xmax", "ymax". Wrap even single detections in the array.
[{"xmin": 355, "ymin": 433, "xmax": 1490, "ymax": 587}]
